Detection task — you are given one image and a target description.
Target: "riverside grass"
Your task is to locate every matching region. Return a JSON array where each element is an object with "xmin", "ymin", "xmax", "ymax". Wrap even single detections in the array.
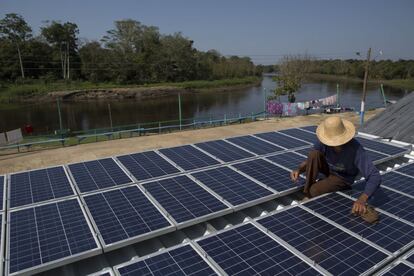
[{"xmin": 0, "ymin": 76, "xmax": 261, "ymax": 102}]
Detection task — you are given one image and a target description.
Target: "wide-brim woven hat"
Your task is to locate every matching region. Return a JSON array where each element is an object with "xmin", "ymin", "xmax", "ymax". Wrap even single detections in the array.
[{"xmin": 316, "ymin": 117, "xmax": 355, "ymax": 146}]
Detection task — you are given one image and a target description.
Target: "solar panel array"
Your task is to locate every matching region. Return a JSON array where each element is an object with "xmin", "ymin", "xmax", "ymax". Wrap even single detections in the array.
[
  {"xmin": 395, "ymin": 162, "xmax": 414, "ymax": 176},
  {"xmin": 257, "ymin": 206, "xmax": 389, "ymax": 275},
  {"xmin": 226, "ymin": 135, "xmax": 284, "ymax": 155},
  {"xmin": 68, "ymin": 158, "xmax": 132, "ymax": 193},
  {"xmin": 117, "ymin": 150, "xmax": 180, "ymax": 181},
  {"xmin": 356, "ymin": 136, "xmax": 409, "ymax": 156},
  {"xmin": 115, "ymin": 244, "xmax": 218, "ymax": 276},
  {"xmin": 341, "ymin": 177, "xmax": 414, "ymax": 224},
  {"xmin": 83, "ymin": 185, "xmax": 173, "ymax": 248},
  {"xmin": 9, "ymin": 166, "xmax": 74, "ymax": 208},
  {"xmin": 378, "ymin": 171, "xmax": 414, "ymax": 197},
  {"xmin": 303, "ymin": 193, "xmax": 414, "ymax": 254},
  {"xmin": 194, "ymin": 140, "xmax": 254, "ymax": 162},
  {"xmin": 254, "ymin": 131, "xmax": 311, "ymax": 149},
  {"xmin": 8, "ymin": 198, "xmax": 100, "ymax": 275},
  {"xmin": 197, "ymin": 223, "xmax": 320, "ymax": 275},
  {"xmin": 159, "ymin": 145, "xmax": 220, "ymax": 170},
  {"xmin": 2, "ymin": 127, "xmax": 411, "ymax": 275}
]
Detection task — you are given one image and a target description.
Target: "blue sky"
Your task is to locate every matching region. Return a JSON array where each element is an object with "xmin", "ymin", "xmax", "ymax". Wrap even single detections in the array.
[{"xmin": 1, "ymin": 0, "xmax": 413, "ymax": 64}]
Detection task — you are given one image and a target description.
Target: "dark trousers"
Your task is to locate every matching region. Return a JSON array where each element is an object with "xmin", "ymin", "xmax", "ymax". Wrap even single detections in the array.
[{"xmin": 304, "ymin": 150, "xmax": 350, "ymax": 198}]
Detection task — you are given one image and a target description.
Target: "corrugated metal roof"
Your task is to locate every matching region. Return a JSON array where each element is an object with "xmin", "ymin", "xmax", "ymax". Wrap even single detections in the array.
[{"xmin": 362, "ymin": 92, "xmax": 414, "ymax": 143}]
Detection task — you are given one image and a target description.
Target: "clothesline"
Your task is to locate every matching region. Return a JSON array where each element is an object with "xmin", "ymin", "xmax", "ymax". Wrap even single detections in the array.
[{"xmin": 266, "ymin": 94, "xmax": 338, "ymax": 116}]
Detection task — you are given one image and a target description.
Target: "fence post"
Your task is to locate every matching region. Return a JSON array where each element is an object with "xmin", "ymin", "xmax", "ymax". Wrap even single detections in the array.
[
  {"xmin": 159, "ymin": 122, "xmax": 161, "ymax": 134},
  {"xmin": 224, "ymin": 114, "xmax": 227, "ymax": 125},
  {"xmin": 56, "ymin": 98, "xmax": 63, "ymax": 138},
  {"xmin": 108, "ymin": 103, "xmax": 113, "ymax": 130},
  {"xmin": 178, "ymin": 93, "xmax": 182, "ymax": 130},
  {"xmin": 336, "ymin": 83, "xmax": 340, "ymax": 107},
  {"xmin": 263, "ymin": 87, "xmax": 267, "ymax": 119},
  {"xmin": 380, "ymin": 84, "xmax": 387, "ymax": 107}
]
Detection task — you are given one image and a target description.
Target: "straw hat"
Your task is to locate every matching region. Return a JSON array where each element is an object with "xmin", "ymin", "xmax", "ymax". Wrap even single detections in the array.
[{"xmin": 316, "ymin": 117, "xmax": 355, "ymax": 146}]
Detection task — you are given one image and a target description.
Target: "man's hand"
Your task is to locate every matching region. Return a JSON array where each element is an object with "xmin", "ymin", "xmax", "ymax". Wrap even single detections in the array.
[
  {"xmin": 290, "ymin": 170, "xmax": 300, "ymax": 183},
  {"xmin": 352, "ymin": 193, "xmax": 369, "ymax": 215}
]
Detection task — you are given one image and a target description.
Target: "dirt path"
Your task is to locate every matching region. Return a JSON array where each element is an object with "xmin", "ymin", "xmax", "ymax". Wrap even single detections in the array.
[{"xmin": 0, "ymin": 110, "xmax": 382, "ymax": 174}]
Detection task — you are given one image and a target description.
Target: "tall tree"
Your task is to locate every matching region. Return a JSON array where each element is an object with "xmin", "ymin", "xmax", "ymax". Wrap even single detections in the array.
[
  {"xmin": 41, "ymin": 21, "xmax": 79, "ymax": 79},
  {"xmin": 0, "ymin": 13, "xmax": 32, "ymax": 78}
]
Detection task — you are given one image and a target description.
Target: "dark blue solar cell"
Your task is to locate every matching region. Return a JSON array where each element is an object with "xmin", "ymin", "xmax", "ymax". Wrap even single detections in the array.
[
  {"xmin": 266, "ymin": 152, "xmax": 307, "ymax": 171},
  {"xmin": 9, "ymin": 199, "xmax": 98, "ymax": 275},
  {"xmin": 395, "ymin": 163, "xmax": 414, "ymax": 177},
  {"xmin": 117, "ymin": 244, "xmax": 217, "ymax": 276},
  {"xmin": 257, "ymin": 207, "xmax": 389, "ymax": 275},
  {"xmin": 379, "ymin": 172, "xmax": 414, "ymax": 197},
  {"xmin": 10, "ymin": 166, "xmax": 74, "ymax": 208},
  {"xmin": 355, "ymin": 137, "xmax": 408, "ymax": 156},
  {"xmin": 304, "ymin": 193, "xmax": 414, "ymax": 253},
  {"xmin": 233, "ymin": 159, "xmax": 303, "ymax": 192},
  {"xmin": 143, "ymin": 176, "xmax": 228, "ymax": 224},
  {"xmin": 197, "ymin": 223, "xmax": 320, "ymax": 275},
  {"xmin": 343, "ymin": 180, "xmax": 414, "ymax": 224},
  {"xmin": 0, "ymin": 175, "xmax": 4, "ymax": 211},
  {"xmin": 254, "ymin": 132, "xmax": 311, "ymax": 149},
  {"xmin": 68, "ymin": 158, "xmax": 132, "ymax": 193},
  {"xmin": 300, "ymin": 125, "xmax": 317, "ymax": 133},
  {"xmin": 159, "ymin": 145, "xmax": 220, "ymax": 170},
  {"xmin": 192, "ymin": 167, "xmax": 273, "ymax": 206},
  {"xmin": 279, "ymin": 128, "xmax": 318, "ymax": 144},
  {"xmin": 195, "ymin": 140, "xmax": 254, "ymax": 162},
  {"xmin": 407, "ymin": 251, "xmax": 414, "ymax": 263},
  {"xmin": 380, "ymin": 262, "xmax": 414, "ymax": 276},
  {"xmin": 226, "ymin": 135, "xmax": 284, "ymax": 155},
  {"xmin": 84, "ymin": 185, "xmax": 172, "ymax": 246},
  {"xmin": 117, "ymin": 151, "xmax": 180, "ymax": 181}
]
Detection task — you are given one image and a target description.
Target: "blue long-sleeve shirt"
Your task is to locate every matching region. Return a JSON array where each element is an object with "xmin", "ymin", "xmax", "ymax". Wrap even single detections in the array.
[{"xmin": 314, "ymin": 138, "xmax": 381, "ymax": 197}]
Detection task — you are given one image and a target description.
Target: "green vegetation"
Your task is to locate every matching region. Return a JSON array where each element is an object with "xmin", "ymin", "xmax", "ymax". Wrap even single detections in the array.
[
  {"xmin": 0, "ymin": 77, "xmax": 261, "ymax": 102},
  {"xmin": 0, "ymin": 14, "xmax": 261, "ymax": 98}
]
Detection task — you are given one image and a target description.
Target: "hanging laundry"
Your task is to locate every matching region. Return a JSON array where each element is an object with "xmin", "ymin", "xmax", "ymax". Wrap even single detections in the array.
[
  {"xmin": 282, "ymin": 103, "xmax": 298, "ymax": 116},
  {"xmin": 266, "ymin": 101, "xmax": 283, "ymax": 114}
]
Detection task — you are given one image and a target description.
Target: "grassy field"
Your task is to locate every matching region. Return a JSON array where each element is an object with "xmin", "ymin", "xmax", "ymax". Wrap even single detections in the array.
[
  {"xmin": 0, "ymin": 76, "xmax": 261, "ymax": 102},
  {"xmin": 307, "ymin": 73, "xmax": 414, "ymax": 91}
]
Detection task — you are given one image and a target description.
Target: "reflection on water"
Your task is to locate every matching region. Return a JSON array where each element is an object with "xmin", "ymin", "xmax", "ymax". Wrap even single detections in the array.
[{"xmin": 0, "ymin": 77, "xmax": 406, "ymax": 133}]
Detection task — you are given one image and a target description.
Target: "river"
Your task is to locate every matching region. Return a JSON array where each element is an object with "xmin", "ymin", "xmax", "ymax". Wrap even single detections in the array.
[{"xmin": 0, "ymin": 76, "xmax": 408, "ymax": 134}]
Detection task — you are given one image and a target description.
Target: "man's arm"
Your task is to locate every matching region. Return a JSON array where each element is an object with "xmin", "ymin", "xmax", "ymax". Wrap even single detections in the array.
[{"xmin": 352, "ymin": 146, "xmax": 381, "ymax": 214}]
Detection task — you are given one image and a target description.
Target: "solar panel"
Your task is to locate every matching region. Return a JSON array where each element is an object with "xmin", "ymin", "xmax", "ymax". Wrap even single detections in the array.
[
  {"xmin": 257, "ymin": 206, "xmax": 389, "ymax": 275},
  {"xmin": 9, "ymin": 166, "xmax": 74, "ymax": 208},
  {"xmin": 295, "ymin": 147, "xmax": 312, "ymax": 157},
  {"xmin": 254, "ymin": 132, "xmax": 311, "ymax": 149},
  {"xmin": 279, "ymin": 128, "xmax": 318, "ymax": 144},
  {"xmin": 115, "ymin": 244, "xmax": 218, "ymax": 276},
  {"xmin": 0, "ymin": 213, "xmax": 4, "ymax": 276},
  {"xmin": 378, "ymin": 172, "xmax": 414, "ymax": 197},
  {"xmin": 194, "ymin": 140, "xmax": 254, "ymax": 162},
  {"xmin": 232, "ymin": 159, "xmax": 303, "ymax": 193},
  {"xmin": 143, "ymin": 175, "xmax": 230, "ymax": 226},
  {"xmin": 395, "ymin": 162, "xmax": 414, "ymax": 177},
  {"xmin": 266, "ymin": 152, "xmax": 306, "ymax": 171},
  {"xmin": 0, "ymin": 175, "xmax": 5, "ymax": 211},
  {"xmin": 68, "ymin": 158, "xmax": 132, "ymax": 193},
  {"xmin": 377, "ymin": 262, "xmax": 414, "ymax": 276},
  {"xmin": 226, "ymin": 135, "xmax": 284, "ymax": 155},
  {"xmin": 356, "ymin": 137, "xmax": 408, "ymax": 156},
  {"xmin": 407, "ymin": 250, "xmax": 414, "ymax": 263},
  {"xmin": 8, "ymin": 198, "xmax": 100, "ymax": 275},
  {"xmin": 366, "ymin": 149, "xmax": 389, "ymax": 162},
  {"xmin": 192, "ymin": 167, "xmax": 274, "ymax": 208},
  {"xmin": 83, "ymin": 185, "xmax": 173, "ymax": 249},
  {"xmin": 300, "ymin": 125, "xmax": 317, "ymax": 132},
  {"xmin": 117, "ymin": 151, "xmax": 180, "ymax": 181},
  {"xmin": 159, "ymin": 145, "xmax": 220, "ymax": 171},
  {"xmin": 341, "ymin": 180, "xmax": 414, "ymax": 224},
  {"xmin": 197, "ymin": 223, "xmax": 321, "ymax": 275},
  {"xmin": 303, "ymin": 193, "xmax": 414, "ymax": 254}
]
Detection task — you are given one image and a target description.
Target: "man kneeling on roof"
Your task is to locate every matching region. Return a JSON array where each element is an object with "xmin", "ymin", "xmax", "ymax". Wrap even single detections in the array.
[{"xmin": 291, "ymin": 116, "xmax": 381, "ymax": 223}]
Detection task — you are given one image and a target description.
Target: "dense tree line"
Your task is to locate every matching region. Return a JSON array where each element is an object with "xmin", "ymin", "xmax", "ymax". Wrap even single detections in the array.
[
  {"xmin": 307, "ymin": 59, "xmax": 414, "ymax": 80},
  {"xmin": 0, "ymin": 14, "xmax": 259, "ymax": 84}
]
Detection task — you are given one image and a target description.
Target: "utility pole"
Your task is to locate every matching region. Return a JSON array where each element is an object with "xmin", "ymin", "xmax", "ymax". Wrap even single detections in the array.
[
  {"xmin": 108, "ymin": 103, "xmax": 113, "ymax": 130},
  {"xmin": 67, "ymin": 41, "xmax": 70, "ymax": 79},
  {"xmin": 17, "ymin": 44, "xmax": 25, "ymax": 78},
  {"xmin": 178, "ymin": 93, "xmax": 182, "ymax": 130},
  {"xmin": 56, "ymin": 98, "xmax": 63, "ymax": 136},
  {"xmin": 360, "ymin": 47, "xmax": 371, "ymax": 127}
]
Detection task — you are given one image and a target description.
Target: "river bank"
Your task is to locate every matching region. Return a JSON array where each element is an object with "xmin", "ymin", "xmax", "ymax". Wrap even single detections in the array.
[
  {"xmin": 0, "ymin": 76, "xmax": 261, "ymax": 103},
  {"xmin": 0, "ymin": 109, "xmax": 383, "ymax": 174},
  {"xmin": 307, "ymin": 73, "xmax": 414, "ymax": 91}
]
